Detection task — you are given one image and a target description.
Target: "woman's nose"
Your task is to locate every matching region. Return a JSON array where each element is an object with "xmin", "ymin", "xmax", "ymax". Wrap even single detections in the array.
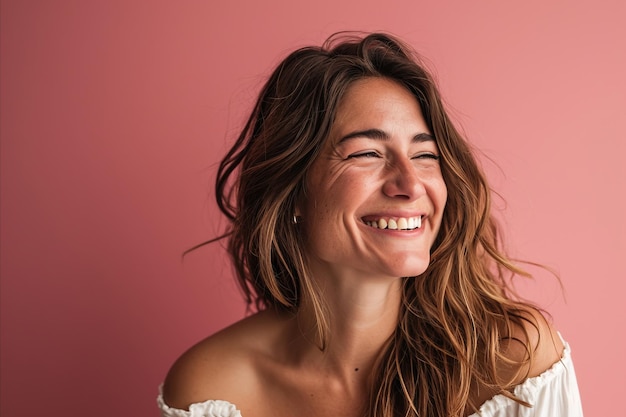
[{"xmin": 382, "ymin": 158, "xmax": 426, "ymax": 200}]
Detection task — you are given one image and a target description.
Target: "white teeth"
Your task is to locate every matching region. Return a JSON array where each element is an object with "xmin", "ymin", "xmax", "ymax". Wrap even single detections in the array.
[{"xmin": 366, "ymin": 216, "xmax": 421, "ymax": 230}]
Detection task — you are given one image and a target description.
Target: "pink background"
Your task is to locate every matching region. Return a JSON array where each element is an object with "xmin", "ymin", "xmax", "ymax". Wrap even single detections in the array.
[{"xmin": 2, "ymin": 1, "xmax": 624, "ymax": 416}]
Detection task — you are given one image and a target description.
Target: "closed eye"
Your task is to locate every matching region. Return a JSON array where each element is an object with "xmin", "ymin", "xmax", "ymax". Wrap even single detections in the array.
[
  {"xmin": 412, "ymin": 153, "xmax": 440, "ymax": 160},
  {"xmin": 347, "ymin": 151, "xmax": 381, "ymax": 159}
]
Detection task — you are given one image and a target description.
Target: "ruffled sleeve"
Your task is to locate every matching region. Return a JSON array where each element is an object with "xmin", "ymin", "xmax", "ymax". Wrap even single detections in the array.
[
  {"xmin": 469, "ymin": 339, "xmax": 583, "ymax": 417},
  {"xmin": 157, "ymin": 386, "xmax": 242, "ymax": 417}
]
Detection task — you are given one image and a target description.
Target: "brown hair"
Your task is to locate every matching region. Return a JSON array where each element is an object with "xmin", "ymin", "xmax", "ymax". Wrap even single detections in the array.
[{"xmin": 212, "ymin": 32, "xmax": 537, "ymax": 417}]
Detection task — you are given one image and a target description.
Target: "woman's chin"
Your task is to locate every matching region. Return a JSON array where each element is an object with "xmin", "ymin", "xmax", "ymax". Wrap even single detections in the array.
[{"xmin": 379, "ymin": 257, "xmax": 431, "ymax": 279}]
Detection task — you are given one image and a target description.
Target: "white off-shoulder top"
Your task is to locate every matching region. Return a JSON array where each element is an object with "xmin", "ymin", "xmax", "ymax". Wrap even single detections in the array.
[{"xmin": 157, "ymin": 340, "xmax": 583, "ymax": 417}]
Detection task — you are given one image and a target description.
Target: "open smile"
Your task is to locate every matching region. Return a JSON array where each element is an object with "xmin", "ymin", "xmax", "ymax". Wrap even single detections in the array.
[{"xmin": 363, "ymin": 216, "xmax": 422, "ymax": 230}]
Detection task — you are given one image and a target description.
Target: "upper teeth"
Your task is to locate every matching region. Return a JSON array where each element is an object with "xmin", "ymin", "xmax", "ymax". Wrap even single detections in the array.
[{"xmin": 365, "ymin": 217, "xmax": 421, "ymax": 230}]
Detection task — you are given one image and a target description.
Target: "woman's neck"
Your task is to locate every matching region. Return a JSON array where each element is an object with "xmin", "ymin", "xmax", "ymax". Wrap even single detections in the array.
[{"xmin": 287, "ymin": 271, "xmax": 403, "ymax": 388}]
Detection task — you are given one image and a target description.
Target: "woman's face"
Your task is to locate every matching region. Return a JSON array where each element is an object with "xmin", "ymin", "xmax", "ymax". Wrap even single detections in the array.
[{"xmin": 299, "ymin": 77, "xmax": 447, "ymax": 283}]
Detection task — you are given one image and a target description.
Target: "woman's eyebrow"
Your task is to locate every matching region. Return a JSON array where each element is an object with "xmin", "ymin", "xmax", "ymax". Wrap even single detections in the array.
[
  {"xmin": 338, "ymin": 129, "xmax": 435, "ymax": 143},
  {"xmin": 413, "ymin": 132, "xmax": 435, "ymax": 143}
]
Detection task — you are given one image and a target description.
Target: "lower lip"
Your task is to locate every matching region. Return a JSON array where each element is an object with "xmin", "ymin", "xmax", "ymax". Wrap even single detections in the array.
[{"xmin": 361, "ymin": 223, "xmax": 425, "ymax": 236}]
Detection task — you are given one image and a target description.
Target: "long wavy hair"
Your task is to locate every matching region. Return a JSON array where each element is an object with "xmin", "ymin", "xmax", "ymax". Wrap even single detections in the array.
[{"xmin": 211, "ymin": 32, "xmax": 538, "ymax": 417}]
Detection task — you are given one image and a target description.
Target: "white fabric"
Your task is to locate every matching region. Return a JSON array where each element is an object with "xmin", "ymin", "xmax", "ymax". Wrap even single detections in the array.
[
  {"xmin": 157, "ymin": 392, "xmax": 242, "ymax": 417},
  {"xmin": 468, "ymin": 340, "xmax": 583, "ymax": 416},
  {"xmin": 157, "ymin": 341, "xmax": 582, "ymax": 417}
]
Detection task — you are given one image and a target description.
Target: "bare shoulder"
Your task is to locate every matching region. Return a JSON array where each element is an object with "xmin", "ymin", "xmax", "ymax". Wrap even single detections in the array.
[
  {"xmin": 161, "ymin": 310, "xmax": 287, "ymax": 410},
  {"xmin": 503, "ymin": 306, "xmax": 565, "ymax": 381}
]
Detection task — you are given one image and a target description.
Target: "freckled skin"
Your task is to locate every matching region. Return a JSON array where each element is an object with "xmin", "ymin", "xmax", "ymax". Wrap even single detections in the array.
[{"xmin": 300, "ymin": 77, "xmax": 448, "ymax": 286}]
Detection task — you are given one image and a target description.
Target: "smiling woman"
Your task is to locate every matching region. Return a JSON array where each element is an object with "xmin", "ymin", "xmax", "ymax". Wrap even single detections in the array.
[
  {"xmin": 157, "ymin": 33, "xmax": 583, "ymax": 417},
  {"xmin": 301, "ymin": 77, "xmax": 447, "ymax": 283}
]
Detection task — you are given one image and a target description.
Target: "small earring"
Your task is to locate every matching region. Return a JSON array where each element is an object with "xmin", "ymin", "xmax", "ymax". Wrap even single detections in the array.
[{"xmin": 293, "ymin": 215, "xmax": 301, "ymax": 224}]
